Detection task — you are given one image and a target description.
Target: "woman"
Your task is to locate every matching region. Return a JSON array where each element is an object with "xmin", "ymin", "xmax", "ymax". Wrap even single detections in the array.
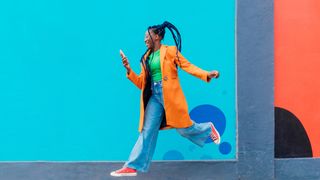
[{"xmin": 111, "ymin": 21, "xmax": 221, "ymax": 177}]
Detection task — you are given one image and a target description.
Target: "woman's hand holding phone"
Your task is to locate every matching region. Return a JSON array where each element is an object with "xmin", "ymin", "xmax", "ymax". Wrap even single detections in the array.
[{"xmin": 120, "ymin": 49, "xmax": 131, "ymax": 73}]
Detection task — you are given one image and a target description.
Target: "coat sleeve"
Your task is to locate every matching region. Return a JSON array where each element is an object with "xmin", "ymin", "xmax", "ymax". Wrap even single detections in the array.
[
  {"xmin": 169, "ymin": 46, "xmax": 210, "ymax": 82},
  {"xmin": 126, "ymin": 64, "xmax": 145, "ymax": 90}
]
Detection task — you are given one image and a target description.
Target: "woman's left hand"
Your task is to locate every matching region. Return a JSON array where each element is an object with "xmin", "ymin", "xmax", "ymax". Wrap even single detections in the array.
[{"xmin": 208, "ymin": 70, "xmax": 220, "ymax": 79}]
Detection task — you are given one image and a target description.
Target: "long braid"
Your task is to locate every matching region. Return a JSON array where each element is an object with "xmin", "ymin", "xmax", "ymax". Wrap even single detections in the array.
[
  {"xmin": 140, "ymin": 49, "xmax": 150, "ymax": 74},
  {"xmin": 162, "ymin": 21, "xmax": 182, "ymax": 52}
]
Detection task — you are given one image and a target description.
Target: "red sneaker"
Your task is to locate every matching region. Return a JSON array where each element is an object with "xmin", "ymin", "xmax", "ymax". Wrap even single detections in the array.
[
  {"xmin": 110, "ymin": 167, "xmax": 137, "ymax": 177},
  {"xmin": 210, "ymin": 122, "xmax": 221, "ymax": 144}
]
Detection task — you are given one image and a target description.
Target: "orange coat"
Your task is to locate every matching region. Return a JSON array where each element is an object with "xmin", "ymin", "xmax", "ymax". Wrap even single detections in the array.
[{"xmin": 126, "ymin": 45, "xmax": 210, "ymax": 132}]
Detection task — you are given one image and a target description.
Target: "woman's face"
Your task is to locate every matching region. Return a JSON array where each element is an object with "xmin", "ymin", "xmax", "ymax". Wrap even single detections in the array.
[{"xmin": 144, "ymin": 29, "xmax": 159, "ymax": 49}]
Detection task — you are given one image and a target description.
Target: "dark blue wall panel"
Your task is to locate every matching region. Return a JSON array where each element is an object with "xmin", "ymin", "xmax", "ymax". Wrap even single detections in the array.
[{"xmin": 237, "ymin": 0, "xmax": 274, "ymax": 179}]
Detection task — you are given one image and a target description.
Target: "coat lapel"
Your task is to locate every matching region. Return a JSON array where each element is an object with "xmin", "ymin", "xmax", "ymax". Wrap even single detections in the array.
[{"xmin": 160, "ymin": 45, "xmax": 167, "ymax": 74}]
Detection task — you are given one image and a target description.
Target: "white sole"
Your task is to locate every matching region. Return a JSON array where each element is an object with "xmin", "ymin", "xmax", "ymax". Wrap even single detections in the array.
[
  {"xmin": 210, "ymin": 123, "xmax": 221, "ymax": 144},
  {"xmin": 110, "ymin": 171, "xmax": 137, "ymax": 177}
]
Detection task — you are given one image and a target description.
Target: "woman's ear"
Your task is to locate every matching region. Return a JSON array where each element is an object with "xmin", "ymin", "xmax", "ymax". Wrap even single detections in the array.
[{"xmin": 155, "ymin": 34, "xmax": 161, "ymax": 41}]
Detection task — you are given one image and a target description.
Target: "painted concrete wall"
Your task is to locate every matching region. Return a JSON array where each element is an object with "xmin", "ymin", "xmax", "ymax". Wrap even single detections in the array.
[
  {"xmin": 0, "ymin": 0, "xmax": 273, "ymax": 179},
  {"xmin": 1, "ymin": 0, "xmax": 319, "ymax": 179},
  {"xmin": 275, "ymin": 0, "xmax": 320, "ymax": 158},
  {"xmin": 0, "ymin": 0, "xmax": 236, "ymax": 161}
]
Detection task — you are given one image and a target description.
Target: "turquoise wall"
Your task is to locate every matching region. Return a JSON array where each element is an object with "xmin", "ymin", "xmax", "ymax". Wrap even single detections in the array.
[{"xmin": 0, "ymin": 0, "xmax": 235, "ymax": 161}]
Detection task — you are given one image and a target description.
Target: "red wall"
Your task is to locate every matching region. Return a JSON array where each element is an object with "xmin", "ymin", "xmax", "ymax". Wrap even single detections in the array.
[{"xmin": 275, "ymin": 0, "xmax": 320, "ymax": 157}]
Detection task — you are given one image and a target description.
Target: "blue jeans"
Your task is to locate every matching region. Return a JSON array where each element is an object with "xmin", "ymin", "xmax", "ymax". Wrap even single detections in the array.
[{"xmin": 124, "ymin": 80, "xmax": 212, "ymax": 172}]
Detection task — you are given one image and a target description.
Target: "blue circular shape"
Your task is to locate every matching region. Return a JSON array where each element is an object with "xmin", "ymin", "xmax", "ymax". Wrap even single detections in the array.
[
  {"xmin": 189, "ymin": 104, "xmax": 227, "ymax": 143},
  {"xmin": 219, "ymin": 142, "xmax": 232, "ymax": 155},
  {"xmin": 163, "ymin": 150, "xmax": 184, "ymax": 160}
]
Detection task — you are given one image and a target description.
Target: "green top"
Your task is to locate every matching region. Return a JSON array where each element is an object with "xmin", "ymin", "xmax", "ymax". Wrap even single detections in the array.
[{"xmin": 148, "ymin": 49, "xmax": 162, "ymax": 82}]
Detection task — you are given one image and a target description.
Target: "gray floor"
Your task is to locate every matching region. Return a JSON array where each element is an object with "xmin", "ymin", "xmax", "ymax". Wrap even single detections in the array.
[{"xmin": 0, "ymin": 161, "xmax": 238, "ymax": 180}]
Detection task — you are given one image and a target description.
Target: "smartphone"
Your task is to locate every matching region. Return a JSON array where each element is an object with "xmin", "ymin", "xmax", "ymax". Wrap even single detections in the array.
[{"xmin": 119, "ymin": 49, "xmax": 126, "ymax": 58}]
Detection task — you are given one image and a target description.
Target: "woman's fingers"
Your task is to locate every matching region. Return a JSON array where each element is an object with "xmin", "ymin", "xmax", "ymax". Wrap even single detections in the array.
[
  {"xmin": 122, "ymin": 57, "xmax": 128, "ymax": 62},
  {"xmin": 122, "ymin": 58, "xmax": 128, "ymax": 64},
  {"xmin": 209, "ymin": 70, "xmax": 219, "ymax": 79},
  {"xmin": 213, "ymin": 71, "xmax": 219, "ymax": 78},
  {"xmin": 122, "ymin": 58, "xmax": 130, "ymax": 68},
  {"xmin": 123, "ymin": 61, "xmax": 129, "ymax": 66},
  {"xmin": 122, "ymin": 57, "xmax": 129, "ymax": 64}
]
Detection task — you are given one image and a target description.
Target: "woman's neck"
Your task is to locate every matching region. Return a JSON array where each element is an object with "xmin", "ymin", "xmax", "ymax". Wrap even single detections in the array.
[{"xmin": 153, "ymin": 43, "xmax": 161, "ymax": 52}]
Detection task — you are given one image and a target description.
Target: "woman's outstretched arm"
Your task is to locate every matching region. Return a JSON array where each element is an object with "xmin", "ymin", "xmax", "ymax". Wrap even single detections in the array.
[{"xmin": 168, "ymin": 46, "xmax": 219, "ymax": 82}]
